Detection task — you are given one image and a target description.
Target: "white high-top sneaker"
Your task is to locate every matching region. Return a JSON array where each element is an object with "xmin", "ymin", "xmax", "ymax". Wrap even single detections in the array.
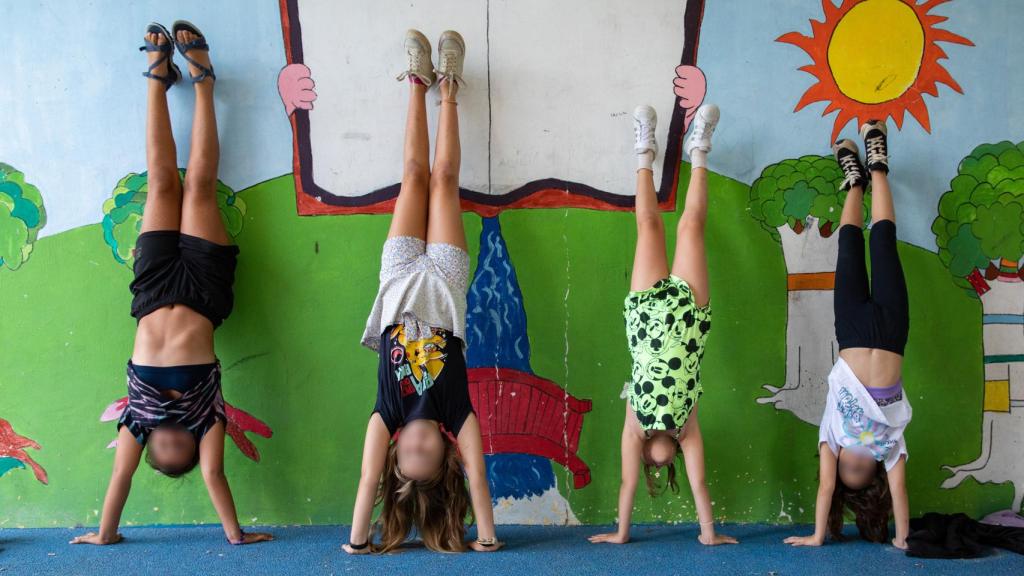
[
  {"xmin": 396, "ymin": 29, "xmax": 435, "ymax": 86},
  {"xmin": 435, "ymin": 30, "xmax": 466, "ymax": 97},
  {"xmin": 832, "ymin": 139, "xmax": 869, "ymax": 192},
  {"xmin": 860, "ymin": 119, "xmax": 889, "ymax": 174},
  {"xmin": 633, "ymin": 105, "xmax": 658, "ymax": 157},
  {"xmin": 685, "ymin": 104, "xmax": 720, "ymax": 158}
]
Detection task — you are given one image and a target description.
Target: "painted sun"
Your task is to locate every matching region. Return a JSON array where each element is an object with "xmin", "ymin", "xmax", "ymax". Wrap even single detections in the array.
[{"xmin": 779, "ymin": 0, "xmax": 973, "ymax": 141}]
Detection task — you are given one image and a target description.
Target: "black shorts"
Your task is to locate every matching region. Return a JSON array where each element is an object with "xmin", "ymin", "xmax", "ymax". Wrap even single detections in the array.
[
  {"xmin": 834, "ymin": 221, "xmax": 909, "ymax": 355},
  {"xmin": 130, "ymin": 231, "xmax": 239, "ymax": 328}
]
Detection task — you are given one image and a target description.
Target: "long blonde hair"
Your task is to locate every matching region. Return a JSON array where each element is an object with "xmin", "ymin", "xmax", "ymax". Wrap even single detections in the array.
[{"xmin": 372, "ymin": 438, "xmax": 471, "ymax": 553}]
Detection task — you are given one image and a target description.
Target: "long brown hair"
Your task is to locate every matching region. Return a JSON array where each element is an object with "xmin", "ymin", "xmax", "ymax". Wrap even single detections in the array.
[
  {"xmin": 827, "ymin": 460, "xmax": 891, "ymax": 542},
  {"xmin": 643, "ymin": 444, "xmax": 684, "ymax": 497},
  {"xmin": 372, "ymin": 438, "xmax": 471, "ymax": 553}
]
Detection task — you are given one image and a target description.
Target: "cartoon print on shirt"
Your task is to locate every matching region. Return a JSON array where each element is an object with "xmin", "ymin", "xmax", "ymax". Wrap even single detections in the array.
[
  {"xmin": 835, "ymin": 386, "xmax": 897, "ymax": 460},
  {"xmin": 390, "ymin": 324, "xmax": 448, "ymax": 397}
]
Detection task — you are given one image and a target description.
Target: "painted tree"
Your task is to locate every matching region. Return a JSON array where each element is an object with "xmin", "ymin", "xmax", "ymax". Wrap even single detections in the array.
[
  {"xmin": 934, "ymin": 140, "xmax": 1024, "ymax": 511},
  {"xmin": 0, "ymin": 163, "xmax": 46, "ymax": 271},
  {"xmin": 101, "ymin": 170, "xmax": 246, "ymax": 267},
  {"xmin": 749, "ymin": 155, "xmax": 870, "ymax": 425}
]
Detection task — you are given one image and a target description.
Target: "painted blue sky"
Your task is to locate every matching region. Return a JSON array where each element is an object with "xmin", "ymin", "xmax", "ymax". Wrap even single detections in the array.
[
  {"xmin": 1, "ymin": 0, "xmax": 1019, "ymax": 251},
  {"xmin": 699, "ymin": 0, "xmax": 1020, "ymax": 250}
]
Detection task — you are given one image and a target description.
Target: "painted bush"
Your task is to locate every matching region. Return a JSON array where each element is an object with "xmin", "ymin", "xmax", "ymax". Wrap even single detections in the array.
[
  {"xmin": 749, "ymin": 155, "xmax": 870, "ymax": 425},
  {"xmin": 0, "ymin": 164, "xmax": 46, "ymax": 271},
  {"xmin": 101, "ymin": 170, "xmax": 247, "ymax": 267},
  {"xmin": 934, "ymin": 140, "xmax": 1024, "ymax": 511}
]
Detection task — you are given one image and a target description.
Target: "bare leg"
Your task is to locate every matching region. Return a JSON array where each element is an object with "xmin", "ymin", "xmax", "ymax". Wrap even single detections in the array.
[
  {"xmin": 388, "ymin": 82, "xmax": 430, "ymax": 241},
  {"xmin": 669, "ymin": 168, "xmax": 709, "ymax": 307},
  {"xmin": 869, "ymin": 171, "xmax": 895, "ymax": 225},
  {"xmin": 177, "ymin": 30, "xmax": 230, "ymax": 245},
  {"xmin": 140, "ymin": 31, "xmax": 182, "ymax": 234},
  {"xmin": 840, "ymin": 184, "xmax": 865, "ymax": 229},
  {"xmin": 630, "ymin": 167, "xmax": 669, "ymax": 291},
  {"xmin": 425, "ymin": 80, "xmax": 466, "ymax": 250}
]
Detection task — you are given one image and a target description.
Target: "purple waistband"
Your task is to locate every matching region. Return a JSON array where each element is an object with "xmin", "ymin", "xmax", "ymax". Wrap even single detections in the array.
[{"xmin": 867, "ymin": 380, "xmax": 903, "ymax": 401}]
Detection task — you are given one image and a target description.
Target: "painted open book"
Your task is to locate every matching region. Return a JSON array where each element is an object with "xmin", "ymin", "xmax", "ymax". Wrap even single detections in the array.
[{"xmin": 280, "ymin": 0, "xmax": 703, "ymax": 215}]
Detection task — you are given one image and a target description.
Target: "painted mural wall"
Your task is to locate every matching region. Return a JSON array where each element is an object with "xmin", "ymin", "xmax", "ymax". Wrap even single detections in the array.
[{"xmin": 0, "ymin": 0, "xmax": 1020, "ymax": 528}]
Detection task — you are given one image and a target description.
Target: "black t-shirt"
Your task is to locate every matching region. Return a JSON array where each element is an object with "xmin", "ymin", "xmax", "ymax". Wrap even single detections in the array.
[{"xmin": 373, "ymin": 324, "xmax": 474, "ymax": 437}]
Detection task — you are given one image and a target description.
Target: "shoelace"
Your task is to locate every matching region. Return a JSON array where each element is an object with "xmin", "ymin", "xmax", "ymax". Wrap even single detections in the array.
[
  {"xmin": 634, "ymin": 119, "xmax": 654, "ymax": 148},
  {"xmin": 864, "ymin": 134, "xmax": 887, "ymax": 166},
  {"xmin": 396, "ymin": 46, "xmax": 426, "ymax": 82},
  {"xmin": 437, "ymin": 50, "xmax": 463, "ymax": 86},
  {"xmin": 837, "ymin": 152, "xmax": 863, "ymax": 187}
]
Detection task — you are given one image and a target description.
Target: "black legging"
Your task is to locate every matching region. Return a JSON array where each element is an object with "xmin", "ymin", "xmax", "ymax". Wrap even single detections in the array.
[{"xmin": 834, "ymin": 220, "xmax": 909, "ymax": 355}]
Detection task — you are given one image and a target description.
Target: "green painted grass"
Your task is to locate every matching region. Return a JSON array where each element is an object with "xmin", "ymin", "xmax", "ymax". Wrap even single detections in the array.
[{"xmin": 0, "ymin": 170, "xmax": 1003, "ymax": 527}]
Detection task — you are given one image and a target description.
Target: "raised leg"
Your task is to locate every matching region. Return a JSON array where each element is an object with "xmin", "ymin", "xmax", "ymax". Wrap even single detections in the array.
[
  {"xmin": 388, "ymin": 82, "xmax": 430, "ymax": 241},
  {"xmin": 669, "ymin": 167, "xmax": 709, "ymax": 307},
  {"xmin": 425, "ymin": 80, "xmax": 466, "ymax": 250},
  {"xmin": 631, "ymin": 167, "xmax": 669, "ymax": 291},
  {"xmin": 178, "ymin": 30, "xmax": 230, "ymax": 245},
  {"xmin": 867, "ymin": 171, "xmax": 907, "ymax": 313},
  {"xmin": 835, "ymin": 185, "xmax": 870, "ymax": 316},
  {"xmin": 140, "ymin": 31, "xmax": 182, "ymax": 234}
]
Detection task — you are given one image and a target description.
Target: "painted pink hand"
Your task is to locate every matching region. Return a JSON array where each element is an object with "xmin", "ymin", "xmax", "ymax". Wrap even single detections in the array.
[
  {"xmin": 0, "ymin": 417, "xmax": 48, "ymax": 484},
  {"xmin": 225, "ymin": 403, "xmax": 273, "ymax": 462},
  {"xmin": 674, "ymin": 65, "xmax": 707, "ymax": 133},
  {"xmin": 278, "ymin": 63, "xmax": 317, "ymax": 116}
]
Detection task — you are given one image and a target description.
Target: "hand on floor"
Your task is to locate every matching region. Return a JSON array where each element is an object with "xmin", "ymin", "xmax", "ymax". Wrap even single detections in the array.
[
  {"xmin": 470, "ymin": 539, "xmax": 504, "ymax": 552},
  {"xmin": 588, "ymin": 532, "xmax": 629, "ymax": 544},
  {"xmin": 69, "ymin": 532, "xmax": 122, "ymax": 545},
  {"xmin": 698, "ymin": 533, "xmax": 739, "ymax": 546},
  {"xmin": 784, "ymin": 534, "xmax": 824, "ymax": 547}
]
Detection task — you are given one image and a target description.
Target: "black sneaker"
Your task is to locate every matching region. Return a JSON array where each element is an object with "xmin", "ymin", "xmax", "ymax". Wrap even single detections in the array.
[
  {"xmin": 832, "ymin": 139, "xmax": 868, "ymax": 192},
  {"xmin": 860, "ymin": 120, "xmax": 889, "ymax": 174}
]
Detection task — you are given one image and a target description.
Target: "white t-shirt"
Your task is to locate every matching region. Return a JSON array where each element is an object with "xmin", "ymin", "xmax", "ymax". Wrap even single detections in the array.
[{"xmin": 818, "ymin": 357, "xmax": 912, "ymax": 471}]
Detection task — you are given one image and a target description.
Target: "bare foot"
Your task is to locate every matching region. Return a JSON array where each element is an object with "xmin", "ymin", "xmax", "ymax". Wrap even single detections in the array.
[{"xmin": 176, "ymin": 29, "xmax": 214, "ymax": 86}]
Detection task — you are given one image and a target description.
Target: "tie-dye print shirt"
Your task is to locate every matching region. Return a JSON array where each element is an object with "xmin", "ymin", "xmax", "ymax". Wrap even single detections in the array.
[
  {"xmin": 818, "ymin": 357, "xmax": 912, "ymax": 471},
  {"xmin": 118, "ymin": 362, "xmax": 226, "ymax": 445}
]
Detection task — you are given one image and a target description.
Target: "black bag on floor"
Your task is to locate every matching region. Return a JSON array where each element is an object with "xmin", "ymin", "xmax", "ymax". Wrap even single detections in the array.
[{"xmin": 906, "ymin": 512, "xmax": 1024, "ymax": 558}]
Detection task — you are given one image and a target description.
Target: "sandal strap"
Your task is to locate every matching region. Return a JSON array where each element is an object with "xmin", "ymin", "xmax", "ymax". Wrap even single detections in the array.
[
  {"xmin": 140, "ymin": 24, "xmax": 178, "ymax": 90},
  {"xmin": 172, "ymin": 23, "xmax": 216, "ymax": 84}
]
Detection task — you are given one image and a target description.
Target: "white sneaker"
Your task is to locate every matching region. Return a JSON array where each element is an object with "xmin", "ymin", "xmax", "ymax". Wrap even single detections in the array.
[
  {"xmin": 396, "ymin": 29, "xmax": 435, "ymax": 86},
  {"xmin": 435, "ymin": 30, "xmax": 466, "ymax": 89},
  {"xmin": 633, "ymin": 105, "xmax": 658, "ymax": 157},
  {"xmin": 685, "ymin": 104, "xmax": 720, "ymax": 157}
]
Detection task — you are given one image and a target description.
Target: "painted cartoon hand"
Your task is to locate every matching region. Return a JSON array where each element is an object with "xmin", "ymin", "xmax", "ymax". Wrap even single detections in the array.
[
  {"xmin": 278, "ymin": 63, "xmax": 317, "ymax": 116},
  {"xmin": 224, "ymin": 403, "xmax": 274, "ymax": 462},
  {"xmin": 673, "ymin": 65, "xmax": 707, "ymax": 133}
]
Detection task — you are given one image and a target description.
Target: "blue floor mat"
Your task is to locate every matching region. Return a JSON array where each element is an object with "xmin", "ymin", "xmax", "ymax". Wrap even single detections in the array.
[{"xmin": 2, "ymin": 524, "xmax": 1022, "ymax": 575}]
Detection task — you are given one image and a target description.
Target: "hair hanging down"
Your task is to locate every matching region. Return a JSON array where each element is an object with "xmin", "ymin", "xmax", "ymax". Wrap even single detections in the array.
[
  {"xmin": 643, "ymin": 444, "xmax": 684, "ymax": 497},
  {"xmin": 827, "ymin": 461, "xmax": 892, "ymax": 542},
  {"xmin": 373, "ymin": 438, "xmax": 471, "ymax": 553}
]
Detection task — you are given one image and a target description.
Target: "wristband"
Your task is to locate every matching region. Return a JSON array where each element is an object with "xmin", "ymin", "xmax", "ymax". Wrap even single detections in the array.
[
  {"xmin": 347, "ymin": 540, "xmax": 370, "ymax": 550},
  {"xmin": 229, "ymin": 529, "xmax": 246, "ymax": 545},
  {"xmin": 476, "ymin": 537, "xmax": 496, "ymax": 547}
]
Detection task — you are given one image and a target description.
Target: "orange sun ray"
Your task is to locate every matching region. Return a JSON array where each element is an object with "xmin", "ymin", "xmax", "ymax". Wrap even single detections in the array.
[{"xmin": 779, "ymin": 0, "xmax": 973, "ymax": 142}]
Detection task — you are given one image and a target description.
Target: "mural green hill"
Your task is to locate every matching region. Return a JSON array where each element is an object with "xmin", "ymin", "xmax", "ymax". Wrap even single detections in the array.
[{"xmin": 0, "ymin": 170, "xmax": 1003, "ymax": 527}]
